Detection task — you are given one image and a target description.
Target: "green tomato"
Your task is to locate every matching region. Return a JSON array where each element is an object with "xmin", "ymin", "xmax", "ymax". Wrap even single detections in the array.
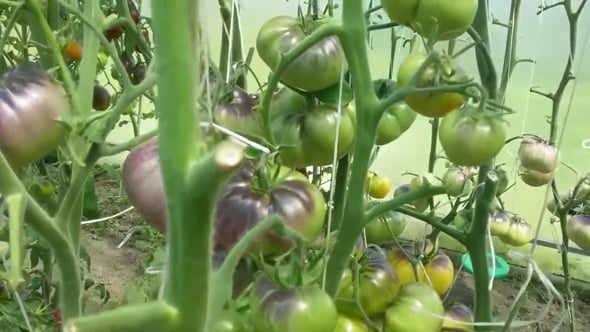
[
  {"xmin": 249, "ymin": 274, "xmax": 338, "ymax": 332},
  {"xmin": 382, "ymin": 0, "xmax": 478, "ymax": 41},
  {"xmin": 270, "ymin": 87, "xmax": 356, "ymax": 167},
  {"xmin": 566, "ymin": 215, "xmax": 590, "ymax": 250},
  {"xmin": 376, "ymin": 102, "xmax": 417, "ymax": 145},
  {"xmin": 384, "ymin": 282, "xmax": 445, "ymax": 332},
  {"xmin": 332, "ymin": 314, "xmax": 369, "ymax": 332},
  {"xmin": 517, "ymin": 136, "xmax": 559, "ymax": 173},
  {"xmin": 364, "ymin": 202, "xmax": 407, "ymax": 244},
  {"xmin": 336, "ymin": 246, "xmax": 402, "ymax": 317},
  {"xmin": 396, "ymin": 52, "xmax": 467, "ymax": 118},
  {"xmin": 213, "ymin": 87, "xmax": 262, "ymax": 137},
  {"xmin": 498, "ymin": 218, "xmax": 533, "ymax": 247},
  {"xmin": 256, "ymin": 16, "xmax": 346, "ymax": 91},
  {"xmin": 442, "ymin": 167, "xmax": 472, "ymax": 197},
  {"xmin": 211, "ymin": 310, "xmax": 252, "ymax": 332},
  {"xmin": 438, "ymin": 107, "xmax": 507, "ymax": 166}
]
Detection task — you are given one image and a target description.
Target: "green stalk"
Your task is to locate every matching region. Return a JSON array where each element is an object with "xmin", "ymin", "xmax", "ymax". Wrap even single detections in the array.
[
  {"xmin": 497, "ymin": 0, "xmax": 521, "ymax": 102},
  {"xmin": 323, "ymin": 0, "xmax": 382, "ymax": 296},
  {"xmin": 219, "ymin": 0, "xmax": 245, "ymax": 88},
  {"xmin": 330, "ymin": 156, "xmax": 350, "ymax": 231}
]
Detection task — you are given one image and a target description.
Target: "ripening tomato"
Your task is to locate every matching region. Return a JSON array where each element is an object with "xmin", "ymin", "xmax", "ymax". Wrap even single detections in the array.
[
  {"xmin": 518, "ymin": 136, "xmax": 559, "ymax": 173},
  {"xmin": 92, "ymin": 85, "xmax": 111, "ymax": 111},
  {"xmin": 442, "ymin": 302, "xmax": 474, "ymax": 331},
  {"xmin": 497, "ymin": 217, "xmax": 533, "ymax": 247},
  {"xmin": 489, "ymin": 210, "xmax": 512, "ymax": 237},
  {"xmin": 566, "ymin": 215, "xmax": 590, "ymax": 250},
  {"xmin": 396, "ymin": 52, "xmax": 468, "ymax": 118},
  {"xmin": 519, "ymin": 167, "xmax": 553, "ymax": 187},
  {"xmin": 63, "ymin": 41, "xmax": 83, "ymax": 61},
  {"xmin": 443, "ymin": 167, "xmax": 472, "ymax": 197},
  {"xmin": 384, "ymin": 282, "xmax": 445, "ymax": 332},
  {"xmin": 366, "ymin": 172, "xmax": 392, "ymax": 199}
]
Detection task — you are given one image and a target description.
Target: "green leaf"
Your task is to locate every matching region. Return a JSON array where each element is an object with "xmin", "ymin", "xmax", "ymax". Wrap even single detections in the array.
[
  {"xmin": 312, "ymin": 81, "xmax": 354, "ymax": 107},
  {"xmin": 372, "ymin": 78, "xmax": 399, "ymax": 99}
]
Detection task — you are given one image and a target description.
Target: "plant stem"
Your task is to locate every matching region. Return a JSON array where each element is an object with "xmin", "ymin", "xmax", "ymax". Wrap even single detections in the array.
[
  {"xmin": 64, "ymin": 301, "xmax": 178, "ymax": 332},
  {"xmin": 330, "ymin": 156, "xmax": 350, "ymax": 231},
  {"xmin": 219, "ymin": 0, "xmax": 245, "ymax": 88},
  {"xmin": 323, "ymin": 0, "xmax": 381, "ymax": 296},
  {"xmin": 498, "ymin": 0, "xmax": 522, "ymax": 102},
  {"xmin": 428, "ymin": 119, "xmax": 439, "ymax": 173},
  {"xmin": 466, "ymin": 166, "xmax": 497, "ymax": 330}
]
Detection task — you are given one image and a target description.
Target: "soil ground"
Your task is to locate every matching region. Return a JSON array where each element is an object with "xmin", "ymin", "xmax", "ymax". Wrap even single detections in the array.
[{"xmin": 82, "ymin": 173, "xmax": 590, "ymax": 331}]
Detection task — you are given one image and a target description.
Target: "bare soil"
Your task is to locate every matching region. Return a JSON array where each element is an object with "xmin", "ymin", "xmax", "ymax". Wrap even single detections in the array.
[{"xmin": 84, "ymin": 173, "xmax": 590, "ymax": 331}]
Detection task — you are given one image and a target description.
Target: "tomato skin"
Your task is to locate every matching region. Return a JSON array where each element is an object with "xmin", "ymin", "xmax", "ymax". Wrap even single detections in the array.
[
  {"xmin": 443, "ymin": 167, "xmax": 472, "ymax": 197},
  {"xmin": 518, "ymin": 137, "xmax": 559, "ymax": 173},
  {"xmin": 337, "ymin": 246, "xmax": 402, "ymax": 317},
  {"xmin": 382, "ymin": 0, "xmax": 478, "ymax": 41},
  {"xmin": 396, "ymin": 53, "xmax": 466, "ymax": 118},
  {"xmin": 213, "ymin": 87, "xmax": 262, "ymax": 137},
  {"xmin": 0, "ymin": 64, "xmax": 71, "ymax": 170},
  {"xmin": 364, "ymin": 201, "xmax": 407, "ymax": 244},
  {"xmin": 498, "ymin": 218, "xmax": 533, "ymax": 247},
  {"xmin": 519, "ymin": 167, "xmax": 552, "ymax": 187},
  {"xmin": 384, "ymin": 282, "xmax": 445, "ymax": 332},
  {"xmin": 249, "ymin": 274, "xmax": 338, "ymax": 332},
  {"xmin": 256, "ymin": 16, "xmax": 346, "ymax": 92},
  {"xmin": 92, "ymin": 85, "xmax": 111, "ymax": 111},
  {"xmin": 566, "ymin": 215, "xmax": 590, "ymax": 250},
  {"xmin": 214, "ymin": 161, "xmax": 327, "ymax": 256},
  {"xmin": 63, "ymin": 42, "xmax": 83, "ymax": 61},
  {"xmin": 332, "ymin": 314, "xmax": 369, "ymax": 332},
  {"xmin": 442, "ymin": 302, "xmax": 474, "ymax": 331},
  {"xmin": 366, "ymin": 172, "xmax": 392, "ymax": 199},
  {"xmin": 438, "ymin": 107, "xmax": 507, "ymax": 166},
  {"xmin": 269, "ymin": 88, "xmax": 356, "ymax": 167}
]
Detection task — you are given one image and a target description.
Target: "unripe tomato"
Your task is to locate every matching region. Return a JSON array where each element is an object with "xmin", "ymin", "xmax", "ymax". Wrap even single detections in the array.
[
  {"xmin": 97, "ymin": 51, "xmax": 109, "ymax": 70},
  {"xmin": 337, "ymin": 246, "xmax": 402, "ymax": 317},
  {"xmin": 382, "ymin": 0, "xmax": 478, "ymax": 41},
  {"xmin": 213, "ymin": 87, "xmax": 262, "ymax": 137},
  {"xmin": 256, "ymin": 16, "xmax": 346, "ymax": 91},
  {"xmin": 396, "ymin": 52, "xmax": 467, "ymax": 118},
  {"xmin": 384, "ymin": 282, "xmax": 444, "ymax": 332},
  {"xmin": 373, "ymin": 79, "xmax": 418, "ymax": 145},
  {"xmin": 518, "ymin": 137, "xmax": 559, "ymax": 173},
  {"xmin": 489, "ymin": 210, "xmax": 512, "ymax": 237},
  {"xmin": 63, "ymin": 41, "xmax": 83, "ymax": 61},
  {"xmin": 519, "ymin": 167, "xmax": 553, "ymax": 187},
  {"xmin": 366, "ymin": 172, "xmax": 392, "ymax": 199},
  {"xmin": 364, "ymin": 202, "xmax": 407, "ymax": 244},
  {"xmin": 393, "ymin": 184, "xmax": 429, "ymax": 212},
  {"xmin": 566, "ymin": 215, "xmax": 590, "ymax": 250},
  {"xmin": 442, "ymin": 302, "xmax": 474, "ymax": 331},
  {"xmin": 211, "ymin": 310, "xmax": 253, "ymax": 332},
  {"xmin": 439, "ymin": 107, "xmax": 507, "ymax": 166},
  {"xmin": 332, "ymin": 314, "xmax": 369, "ymax": 332},
  {"xmin": 249, "ymin": 274, "xmax": 338, "ymax": 332},
  {"xmin": 498, "ymin": 218, "xmax": 533, "ymax": 247},
  {"xmin": 0, "ymin": 64, "xmax": 71, "ymax": 169},
  {"xmin": 443, "ymin": 167, "xmax": 472, "ymax": 197}
]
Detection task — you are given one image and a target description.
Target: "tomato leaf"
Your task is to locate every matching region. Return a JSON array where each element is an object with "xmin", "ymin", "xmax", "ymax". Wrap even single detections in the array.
[
  {"xmin": 372, "ymin": 79, "xmax": 399, "ymax": 100},
  {"xmin": 312, "ymin": 81, "xmax": 353, "ymax": 107},
  {"xmin": 83, "ymin": 177, "xmax": 101, "ymax": 220}
]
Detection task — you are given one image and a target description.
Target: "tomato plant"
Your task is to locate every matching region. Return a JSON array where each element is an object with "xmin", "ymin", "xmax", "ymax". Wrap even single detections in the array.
[
  {"xmin": 382, "ymin": 0, "xmax": 479, "ymax": 41},
  {"xmin": 269, "ymin": 87, "xmax": 356, "ymax": 167},
  {"xmin": 396, "ymin": 52, "xmax": 468, "ymax": 118},
  {"xmin": 438, "ymin": 107, "xmax": 507, "ymax": 166},
  {"xmin": 249, "ymin": 274, "xmax": 338, "ymax": 332},
  {"xmin": 256, "ymin": 16, "xmax": 346, "ymax": 91},
  {"xmin": 0, "ymin": 64, "xmax": 71, "ymax": 170}
]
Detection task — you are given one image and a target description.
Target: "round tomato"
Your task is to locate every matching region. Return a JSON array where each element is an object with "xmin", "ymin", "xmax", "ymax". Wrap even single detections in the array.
[
  {"xmin": 518, "ymin": 136, "xmax": 559, "ymax": 173},
  {"xmin": 249, "ymin": 274, "xmax": 338, "ymax": 332},
  {"xmin": 211, "ymin": 310, "xmax": 252, "ymax": 332},
  {"xmin": 213, "ymin": 87, "xmax": 262, "ymax": 137},
  {"xmin": 442, "ymin": 302, "xmax": 474, "ymax": 331},
  {"xmin": 494, "ymin": 165, "xmax": 510, "ymax": 195},
  {"xmin": 384, "ymin": 282, "xmax": 445, "ymax": 332},
  {"xmin": 373, "ymin": 79, "xmax": 418, "ymax": 145},
  {"xmin": 489, "ymin": 210, "xmax": 512, "ymax": 237},
  {"xmin": 382, "ymin": 0, "xmax": 478, "ymax": 41},
  {"xmin": 438, "ymin": 107, "xmax": 507, "ymax": 166},
  {"xmin": 337, "ymin": 246, "xmax": 402, "ymax": 317},
  {"xmin": 214, "ymin": 161, "xmax": 327, "ymax": 256},
  {"xmin": 0, "ymin": 64, "xmax": 71, "ymax": 170},
  {"xmin": 519, "ymin": 167, "xmax": 552, "ymax": 187},
  {"xmin": 332, "ymin": 314, "xmax": 369, "ymax": 332},
  {"xmin": 366, "ymin": 172, "xmax": 392, "ymax": 199},
  {"xmin": 442, "ymin": 167, "xmax": 472, "ymax": 197},
  {"xmin": 566, "ymin": 215, "xmax": 590, "ymax": 250},
  {"xmin": 92, "ymin": 85, "xmax": 111, "ymax": 111},
  {"xmin": 364, "ymin": 202, "xmax": 407, "ymax": 244},
  {"xmin": 396, "ymin": 52, "xmax": 468, "ymax": 118},
  {"xmin": 269, "ymin": 87, "xmax": 356, "ymax": 167},
  {"xmin": 97, "ymin": 50, "xmax": 109, "ymax": 70},
  {"xmin": 393, "ymin": 183, "xmax": 428, "ymax": 212},
  {"xmin": 63, "ymin": 41, "xmax": 83, "ymax": 61},
  {"xmin": 256, "ymin": 16, "xmax": 346, "ymax": 92},
  {"xmin": 498, "ymin": 217, "xmax": 533, "ymax": 247}
]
